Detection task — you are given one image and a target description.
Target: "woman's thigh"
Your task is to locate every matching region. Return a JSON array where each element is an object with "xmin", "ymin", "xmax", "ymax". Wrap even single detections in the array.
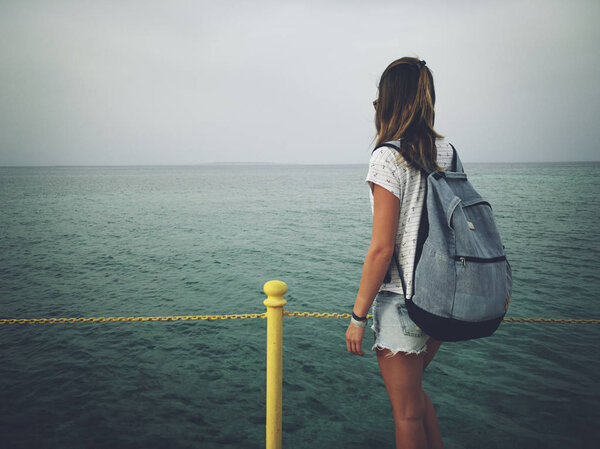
[
  {"xmin": 423, "ymin": 338, "xmax": 442, "ymax": 372},
  {"xmin": 376, "ymin": 349, "xmax": 426, "ymax": 419}
]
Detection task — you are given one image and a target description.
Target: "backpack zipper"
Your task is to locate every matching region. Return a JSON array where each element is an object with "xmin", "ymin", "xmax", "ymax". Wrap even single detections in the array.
[{"xmin": 455, "ymin": 255, "xmax": 506, "ymax": 266}]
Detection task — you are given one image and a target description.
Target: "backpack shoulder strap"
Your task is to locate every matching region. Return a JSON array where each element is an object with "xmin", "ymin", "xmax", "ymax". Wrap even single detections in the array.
[{"xmin": 449, "ymin": 143, "xmax": 464, "ymax": 173}]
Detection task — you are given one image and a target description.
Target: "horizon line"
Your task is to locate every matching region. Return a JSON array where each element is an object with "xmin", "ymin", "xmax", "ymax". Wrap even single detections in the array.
[{"xmin": 2, "ymin": 160, "xmax": 600, "ymax": 168}]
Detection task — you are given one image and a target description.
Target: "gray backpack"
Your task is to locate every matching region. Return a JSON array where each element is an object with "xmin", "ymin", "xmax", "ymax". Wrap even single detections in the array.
[{"xmin": 376, "ymin": 141, "xmax": 512, "ymax": 341}]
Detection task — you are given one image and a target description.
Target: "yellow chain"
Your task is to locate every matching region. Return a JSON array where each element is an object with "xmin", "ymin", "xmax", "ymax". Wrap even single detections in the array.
[
  {"xmin": 282, "ymin": 313, "xmax": 600, "ymax": 324},
  {"xmin": 0, "ymin": 313, "xmax": 598, "ymax": 325},
  {"xmin": 0, "ymin": 313, "xmax": 267, "ymax": 325},
  {"xmin": 283, "ymin": 311, "xmax": 373, "ymax": 319}
]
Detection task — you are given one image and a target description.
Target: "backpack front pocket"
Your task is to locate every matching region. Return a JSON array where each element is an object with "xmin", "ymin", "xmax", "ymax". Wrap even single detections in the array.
[{"xmin": 452, "ymin": 257, "xmax": 509, "ymax": 321}]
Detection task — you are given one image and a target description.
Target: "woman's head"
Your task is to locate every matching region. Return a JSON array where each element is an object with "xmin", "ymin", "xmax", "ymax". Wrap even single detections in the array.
[{"xmin": 374, "ymin": 57, "xmax": 442, "ymax": 170}]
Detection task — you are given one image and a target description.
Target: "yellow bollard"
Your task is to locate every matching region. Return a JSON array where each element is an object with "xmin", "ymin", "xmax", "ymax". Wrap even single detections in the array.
[{"xmin": 263, "ymin": 280, "xmax": 287, "ymax": 449}]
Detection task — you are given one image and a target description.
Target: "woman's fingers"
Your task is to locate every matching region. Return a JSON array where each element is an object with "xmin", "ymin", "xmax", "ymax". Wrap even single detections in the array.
[
  {"xmin": 346, "ymin": 323, "xmax": 366, "ymax": 356},
  {"xmin": 352, "ymin": 341, "xmax": 364, "ymax": 356},
  {"xmin": 354, "ymin": 340, "xmax": 364, "ymax": 356},
  {"xmin": 345, "ymin": 327, "xmax": 353, "ymax": 353}
]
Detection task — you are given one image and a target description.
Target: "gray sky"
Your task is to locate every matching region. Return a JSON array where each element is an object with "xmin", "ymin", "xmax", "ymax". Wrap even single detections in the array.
[{"xmin": 1, "ymin": 0, "xmax": 599, "ymax": 165}]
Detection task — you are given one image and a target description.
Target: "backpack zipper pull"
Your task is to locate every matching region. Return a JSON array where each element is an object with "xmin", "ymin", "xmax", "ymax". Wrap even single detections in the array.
[{"xmin": 460, "ymin": 257, "xmax": 466, "ymax": 267}]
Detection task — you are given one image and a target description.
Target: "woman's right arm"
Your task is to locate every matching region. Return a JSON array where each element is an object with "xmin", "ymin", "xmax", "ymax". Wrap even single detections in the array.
[
  {"xmin": 345, "ymin": 184, "xmax": 399, "ymax": 355},
  {"xmin": 353, "ymin": 184, "xmax": 399, "ymax": 317}
]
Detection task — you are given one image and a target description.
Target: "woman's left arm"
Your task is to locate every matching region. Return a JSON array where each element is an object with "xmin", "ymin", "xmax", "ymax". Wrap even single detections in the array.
[{"xmin": 345, "ymin": 184, "xmax": 399, "ymax": 356}]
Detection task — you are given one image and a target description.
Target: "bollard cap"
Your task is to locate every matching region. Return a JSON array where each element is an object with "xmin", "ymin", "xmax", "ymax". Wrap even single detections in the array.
[
  {"xmin": 263, "ymin": 280, "xmax": 287, "ymax": 308},
  {"xmin": 263, "ymin": 280, "xmax": 287, "ymax": 297}
]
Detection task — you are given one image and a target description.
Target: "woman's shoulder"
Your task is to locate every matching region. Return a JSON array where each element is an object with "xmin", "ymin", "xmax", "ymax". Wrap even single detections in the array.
[
  {"xmin": 369, "ymin": 137, "xmax": 455, "ymax": 170},
  {"xmin": 369, "ymin": 144, "xmax": 400, "ymax": 163},
  {"xmin": 435, "ymin": 137, "xmax": 454, "ymax": 168},
  {"xmin": 435, "ymin": 136, "xmax": 453, "ymax": 149},
  {"xmin": 366, "ymin": 145, "xmax": 405, "ymax": 197}
]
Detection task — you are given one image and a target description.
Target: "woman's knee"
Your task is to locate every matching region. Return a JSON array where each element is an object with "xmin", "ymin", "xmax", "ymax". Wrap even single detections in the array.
[{"xmin": 391, "ymin": 389, "xmax": 426, "ymax": 423}]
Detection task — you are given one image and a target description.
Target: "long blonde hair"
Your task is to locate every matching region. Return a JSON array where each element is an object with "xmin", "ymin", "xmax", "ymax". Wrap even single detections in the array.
[{"xmin": 374, "ymin": 57, "xmax": 443, "ymax": 171}]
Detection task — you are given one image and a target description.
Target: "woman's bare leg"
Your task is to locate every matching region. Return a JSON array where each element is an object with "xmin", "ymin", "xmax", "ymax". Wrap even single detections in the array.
[
  {"xmin": 423, "ymin": 338, "xmax": 442, "ymax": 373},
  {"xmin": 421, "ymin": 338, "xmax": 443, "ymax": 448},
  {"xmin": 377, "ymin": 341, "xmax": 443, "ymax": 449},
  {"xmin": 377, "ymin": 349, "xmax": 428, "ymax": 449},
  {"xmin": 422, "ymin": 389, "xmax": 443, "ymax": 449}
]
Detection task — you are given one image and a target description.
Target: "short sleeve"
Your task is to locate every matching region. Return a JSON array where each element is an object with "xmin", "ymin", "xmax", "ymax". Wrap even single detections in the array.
[{"xmin": 365, "ymin": 147, "xmax": 403, "ymax": 200}]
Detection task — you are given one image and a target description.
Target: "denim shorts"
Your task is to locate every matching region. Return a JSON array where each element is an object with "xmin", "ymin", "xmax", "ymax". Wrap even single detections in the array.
[{"xmin": 371, "ymin": 290, "xmax": 430, "ymax": 356}]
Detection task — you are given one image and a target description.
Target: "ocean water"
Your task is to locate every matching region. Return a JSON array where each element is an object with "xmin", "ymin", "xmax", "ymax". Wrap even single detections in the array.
[{"xmin": 1, "ymin": 162, "xmax": 599, "ymax": 449}]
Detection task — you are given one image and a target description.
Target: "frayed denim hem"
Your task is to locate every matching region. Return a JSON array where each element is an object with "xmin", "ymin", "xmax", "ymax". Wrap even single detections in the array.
[{"xmin": 371, "ymin": 342, "xmax": 428, "ymax": 358}]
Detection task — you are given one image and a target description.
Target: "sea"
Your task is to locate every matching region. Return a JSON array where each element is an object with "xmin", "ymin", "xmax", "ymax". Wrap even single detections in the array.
[{"xmin": 1, "ymin": 162, "xmax": 599, "ymax": 449}]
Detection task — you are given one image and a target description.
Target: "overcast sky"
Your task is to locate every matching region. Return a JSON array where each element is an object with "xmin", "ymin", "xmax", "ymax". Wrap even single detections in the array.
[{"xmin": 1, "ymin": 0, "xmax": 598, "ymax": 165}]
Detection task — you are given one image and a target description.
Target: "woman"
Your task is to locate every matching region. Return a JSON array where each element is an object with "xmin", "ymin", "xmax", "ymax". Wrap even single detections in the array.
[{"xmin": 345, "ymin": 57, "xmax": 453, "ymax": 449}]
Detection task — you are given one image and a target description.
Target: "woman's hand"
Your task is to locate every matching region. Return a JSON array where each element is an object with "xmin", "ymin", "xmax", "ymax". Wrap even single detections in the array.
[{"xmin": 345, "ymin": 321, "xmax": 367, "ymax": 356}]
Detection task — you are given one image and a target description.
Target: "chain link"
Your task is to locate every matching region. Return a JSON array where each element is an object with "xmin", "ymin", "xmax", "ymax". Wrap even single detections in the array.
[{"xmin": 0, "ymin": 313, "xmax": 598, "ymax": 325}]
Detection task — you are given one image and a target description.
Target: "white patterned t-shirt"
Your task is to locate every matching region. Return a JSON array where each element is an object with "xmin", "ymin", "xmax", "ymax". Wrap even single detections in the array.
[{"xmin": 365, "ymin": 138, "xmax": 454, "ymax": 298}]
